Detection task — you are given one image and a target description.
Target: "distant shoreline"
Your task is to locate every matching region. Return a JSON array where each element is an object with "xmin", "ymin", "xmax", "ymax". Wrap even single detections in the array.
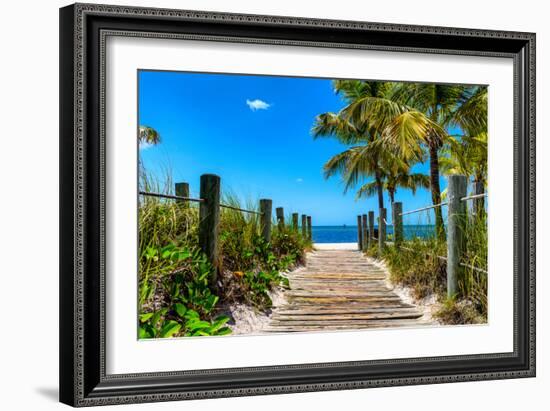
[{"xmin": 312, "ymin": 225, "xmax": 436, "ymax": 243}]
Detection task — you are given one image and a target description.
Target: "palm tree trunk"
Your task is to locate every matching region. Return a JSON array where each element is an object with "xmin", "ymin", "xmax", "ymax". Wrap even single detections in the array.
[
  {"xmin": 374, "ymin": 170, "xmax": 384, "ymax": 210},
  {"xmin": 388, "ymin": 189, "xmax": 395, "ymax": 204},
  {"xmin": 428, "ymin": 144, "xmax": 445, "ymax": 241}
]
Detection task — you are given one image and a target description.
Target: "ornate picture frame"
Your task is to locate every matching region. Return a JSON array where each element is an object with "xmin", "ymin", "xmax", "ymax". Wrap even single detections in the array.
[{"xmin": 59, "ymin": 3, "xmax": 535, "ymax": 407}]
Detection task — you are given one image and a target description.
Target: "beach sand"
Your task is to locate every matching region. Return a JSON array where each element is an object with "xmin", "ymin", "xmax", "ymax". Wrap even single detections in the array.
[{"xmin": 313, "ymin": 242, "xmax": 358, "ymax": 250}]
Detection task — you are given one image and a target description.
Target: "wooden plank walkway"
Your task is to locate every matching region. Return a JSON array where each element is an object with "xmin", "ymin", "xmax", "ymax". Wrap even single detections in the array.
[{"xmin": 266, "ymin": 247, "xmax": 426, "ymax": 332}]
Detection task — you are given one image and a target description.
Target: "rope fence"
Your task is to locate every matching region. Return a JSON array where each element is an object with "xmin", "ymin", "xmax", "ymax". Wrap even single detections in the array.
[
  {"xmin": 461, "ymin": 192, "xmax": 488, "ymax": 201},
  {"xmin": 357, "ymin": 174, "xmax": 488, "ymax": 297},
  {"xmin": 398, "ymin": 244, "xmax": 487, "ymax": 274},
  {"xmin": 139, "ymin": 190, "xmax": 262, "ymax": 215},
  {"xmin": 219, "ymin": 203, "xmax": 263, "ymax": 216},
  {"xmin": 398, "ymin": 192, "xmax": 487, "ymax": 217},
  {"xmin": 139, "ymin": 191, "xmax": 204, "ymax": 203},
  {"xmin": 399, "ymin": 201, "xmax": 448, "ymax": 216},
  {"xmin": 139, "ymin": 174, "xmax": 313, "ymax": 279}
]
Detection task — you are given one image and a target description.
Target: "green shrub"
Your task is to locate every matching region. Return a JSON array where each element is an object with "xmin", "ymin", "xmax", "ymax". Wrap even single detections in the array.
[
  {"xmin": 139, "ymin": 244, "xmax": 231, "ymax": 338},
  {"xmin": 241, "ymin": 270, "xmax": 289, "ymax": 309},
  {"xmin": 271, "ymin": 225, "xmax": 307, "ymax": 269},
  {"xmin": 138, "ymin": 170, "xmax": 310, "ymax": 332}
]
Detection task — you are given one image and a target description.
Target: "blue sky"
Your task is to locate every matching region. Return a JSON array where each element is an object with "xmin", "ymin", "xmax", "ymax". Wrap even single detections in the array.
[{"xmin": 138, "ymin": 70, "xmax": 449, "ymax": 226}]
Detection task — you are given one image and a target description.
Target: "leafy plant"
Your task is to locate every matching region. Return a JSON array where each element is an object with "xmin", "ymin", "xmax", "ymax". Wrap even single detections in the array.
[
  {"xmin": 138, "ymin": 169, "xmax": 310, "ymax": 335},
  {"xmin": 139, "ymin": 244, "xmax": 232, "ymax": 338},
  {"xmin": 241, "ymin": 270, "xmax": 289, "ymax": 309}
]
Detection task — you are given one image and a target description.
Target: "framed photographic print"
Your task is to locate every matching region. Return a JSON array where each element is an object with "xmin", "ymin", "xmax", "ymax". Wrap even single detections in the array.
[{"xmin": 59, "ymin": 3, "xmax": 536, "ymax": 407}]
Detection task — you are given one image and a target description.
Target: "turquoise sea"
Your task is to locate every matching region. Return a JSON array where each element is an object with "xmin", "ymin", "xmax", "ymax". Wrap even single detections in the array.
[{"xmin": 312, "ymin": 225, "xmax": 436, "ymax": 243}]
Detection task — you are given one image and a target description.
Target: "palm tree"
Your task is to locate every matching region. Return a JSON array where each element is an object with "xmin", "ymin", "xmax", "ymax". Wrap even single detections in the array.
[
  {"xmin": 442, "ymin": 85, "xmax": 488, "ymax": 185},
  {"xmin": 312, "ymin": 111, "xmax": 386, "ymax": 209},
  {"xmin": 342, "ymin": 82, "xmax": 485, "ymax": 240},
  {"xmin": 356, "ymin": 160, "xmax": 430, "ymax": 204},
  {"xmin": 138, "ymin": 126, "xmax": 161, "ymax": 191},
  {"xmin": 312, "ymin": 80, "xmax": 397, "ymax": 209},
  {"xmin": 440, "ymin": 132, "xmax": 488, "ymax": 187},
  {"xmin": 139, "ymin": 125, "xmax": 161, "ymax": 145},
  {"xmin": 320, "ymin": 144, "xmax": 387, "ymax": 209},
  {"xmin": 396, "ymin": 84, "xmax": 467, "ymax": 237}
]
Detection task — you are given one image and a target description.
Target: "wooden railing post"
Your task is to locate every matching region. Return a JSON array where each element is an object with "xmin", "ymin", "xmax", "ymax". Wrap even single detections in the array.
[
  {"xmin": 199, "ymin": 174, "xmax": 221, "ymax": 284},
  {"xmin": 307, "ymin": 216, "xmax": 312, "ymax": 241},
  {"xmin": 356, "ymin": 215, "xmax": 363, "ymax": 251},
  {"xmin": 175, "ymin": 182, "xmax": 189, "ymax": 207},
  {"xmin": 368, "ymin": 211, "xmax": 375, "ymax": 245},
  {"xmin": 361, "ymin": 214, "xmax": 368, "ymax": 250},
  {"xmin": 393, "ymin": 202, "xmax": 403, "ymax": 244},
  {"xmin": 292, "ymin": 213, "xmax": 299, "ymax": 231},
  {"xmin": 447, "ymin": 175, "xmax": 468, "ymax": 298},
  {"xmin": 259, "ymin": 199, "xmax": 272, "ymax": 243},
  {"xmin": 473, "ymin": 181, "xmax": 485, "ymax": 219},
  {"xmin": 378, "ymin": 208, "xmax": 386, "ymax": 255},
  {"xmin": 301, "ymin": 214, "xmax": 307, "ymax": 238},
  {"xmin": 276, "ymin": 207, "xmax": 285, "ymax": 228}
]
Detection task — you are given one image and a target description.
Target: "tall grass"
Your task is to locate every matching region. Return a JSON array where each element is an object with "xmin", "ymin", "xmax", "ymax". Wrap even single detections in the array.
[
  {"xmin": 138, "ymin": 169, "xmax": 311, "ymax": 337},
  {"xmin": 382, "ymin": 237, "xmax": 447, "ymax": 299},
  {"xmin": 372, "ymin": 206, "xmax": 488, "ymax": 324},
  {"xmin": 460, "ymin": 212, "xmax": 488, "ymax": 316},
  {"xmin": 218, "ymin": 192, "xmax": 261, "ymax": 272}
]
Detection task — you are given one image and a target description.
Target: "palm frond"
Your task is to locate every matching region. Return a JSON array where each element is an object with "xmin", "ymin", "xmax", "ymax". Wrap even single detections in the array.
[
  {"xmin": 449, "ymin": 86, "xmax": 488, "ymax": 135},
  {"xmin": 381, "ymin": 111, "xmax": 446, "ymax": 161},
  {"xmin": 139, "ymin": 126, "xmax": 161, "ymax": 145},
  {"xmin": 344, "ymin": 95, "xmax": 409, "ymax": 134},
  {"xmin": 355, "ymin": 181, "xmax": 379, "ymax": 200},
  {"xmin": 311, "ymin": 112, "xmax": 365, "ymax": 144},
  {"xmin": 322, "ymin": 147, "xmax": 362, "ymax": 180}
]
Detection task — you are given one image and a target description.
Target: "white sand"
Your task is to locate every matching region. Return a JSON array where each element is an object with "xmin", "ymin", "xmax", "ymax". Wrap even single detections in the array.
[
  {"xmin": 314, "ymin": 242, "xmax": 358, "ymax": 250},
  {"xmin": 227, "ymin": 287, "xmax": 287, "ymax": 335},
  {"xmin": 368, "ymin": 257, "xmax": 440, "ymax": 325}
]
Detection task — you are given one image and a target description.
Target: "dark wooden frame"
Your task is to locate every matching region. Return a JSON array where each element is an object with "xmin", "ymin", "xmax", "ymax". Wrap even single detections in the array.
[{"xmin": 60, "ymin": 3, "xmax": 536, "ymax": 407}]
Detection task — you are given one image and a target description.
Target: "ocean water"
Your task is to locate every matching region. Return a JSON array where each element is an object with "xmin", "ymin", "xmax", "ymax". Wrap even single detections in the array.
[{"xmin": 312, "ymin": 225, "xmax": 436, "ymax": 243}]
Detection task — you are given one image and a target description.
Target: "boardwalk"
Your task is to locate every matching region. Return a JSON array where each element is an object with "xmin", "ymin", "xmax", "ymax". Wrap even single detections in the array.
[{"xmin": 266, "ymin": 245, "xmax": 426, "ymax": 332}]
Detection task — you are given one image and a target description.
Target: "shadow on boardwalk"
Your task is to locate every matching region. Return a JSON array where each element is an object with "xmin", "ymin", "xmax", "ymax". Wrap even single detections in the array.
[{"xmin": 266, "ymin": 244, "xmax": 432, "ymax": 333}]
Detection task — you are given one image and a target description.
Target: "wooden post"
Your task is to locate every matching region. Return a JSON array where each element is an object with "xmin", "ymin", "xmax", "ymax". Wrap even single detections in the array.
[
  {"xmin": 393, "ymin": 202, "xmax": 403, "ymax": 244},
  {"xmin": 473, "ymin": 181, "xmax": 485, "ymax": 219},
  {"xmin": 356, "ymin": 215, "xmax": 363, "ymax": 251},
  {"xmin": 199, "ymin": 174, "xmax": 220, "ymax": 284},
  {"xmin": 259, "ymin": 199, "xmax": 272, "ymax": 243},
  {"xmin": 292, "ymin": 213, "xmax": 299, "ymax": 231},
  {"xmin": 447, "ymin": 175, "xmax": 467, "ymax": 298},
  {"xmin": 307, "ymin": 216, "xmax": 312, "ymax": 241},
  {"xmin": 368, "ymin": 211, "xmax": 375, "ymax": 244},
  {"xmin": 175, "ymin": 182, "xmax": 189, "ymax": 207},
  {"xmin": 301, "ymin": 214, "xmax": 307, "ymax": 238},
  {"xmin": 378, "ymin": 208, "xmax": 386, "ymax": 255},
  {"xmin": 361, "ymin": 214, "xmax": 368, "ymax": 250},
  {"xmin": 276, "ymin": 207, "xmax": 285, "ymax": 228}
]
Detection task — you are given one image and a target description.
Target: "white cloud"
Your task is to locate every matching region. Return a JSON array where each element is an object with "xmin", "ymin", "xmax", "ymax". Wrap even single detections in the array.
[
  {"xmin": 246, "ymin": 99, "xmax": 270, "ymax": 111},
  {"xmin": 296, "ymin": 178, "xmax": 303, "ymax": 183}
]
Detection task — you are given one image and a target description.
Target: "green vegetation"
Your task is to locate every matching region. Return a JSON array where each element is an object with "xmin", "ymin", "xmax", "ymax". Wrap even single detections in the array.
[
  {"xmin": 312, "ymin": 80, "xmax": 487, "ymax": 237},
  {"xmin": 138, "ymin": 77, "xmax": 488, "ymax": 332},
  {"xmin": 378, "ymin": 238, "xmax": 447, "ymax": 300},
  {"xmin": 138, "ymin": 172, "xmax": 311, "ymax": 339},
  {"xmin": 364, "ymin": 213, "xmax": 487, "ymax": 324},
  {"xmin": 313, "ymin": 80, "xmax": 488, "ymax": 324}
]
